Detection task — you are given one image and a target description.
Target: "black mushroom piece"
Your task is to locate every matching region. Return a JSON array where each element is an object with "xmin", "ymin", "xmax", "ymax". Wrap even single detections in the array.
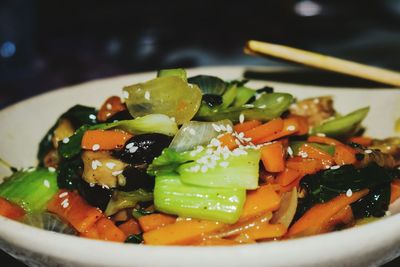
[
  {"xmin": 113, "ymin": 134, "xmax": 172, "ymax": 164},
  {"xmin": 105, "ymin": 109, "xmax": 133, "ymax": 123},
  {"xmin": 118, "ymin": 166, "xmax": 155, "ymax": 192},
  {"xmin": 77, "ymin": 180, "xmax": 113, "ymax": 211}
]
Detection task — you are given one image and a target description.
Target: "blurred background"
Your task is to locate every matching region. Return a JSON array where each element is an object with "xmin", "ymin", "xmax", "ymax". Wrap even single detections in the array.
[{"xmin": 1, "ymin": 0, "xmax": 400, "ymax": 266}]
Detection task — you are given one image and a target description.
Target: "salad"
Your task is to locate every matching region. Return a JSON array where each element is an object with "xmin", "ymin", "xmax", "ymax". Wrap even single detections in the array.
[{"xmin": 0, "ymin": 68, "xmax": 399, "ymax": 246}]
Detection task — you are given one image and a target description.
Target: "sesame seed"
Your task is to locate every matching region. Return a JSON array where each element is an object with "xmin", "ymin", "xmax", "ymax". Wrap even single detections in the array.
[
  {"xmin": 385, "ymin": 210, "xmax": 392, "ymax": 216},
  {"xmin": 365, "ymin": 149, "xmax": 373, "ymax": 154},
  {"xmin": 258, "ymin": 104, "xmax": 266, "ymax": 109},
  {"xmin": 112, "ymin": 170, "xmax": 123, "ymax": 176},
  {"xmin": 239, "ymin": 113, "xmax": 245, "ymax": 124},
  {"xmin": 210, "ymin": 138, "xmax": 221, "ymax": 147},
  {"xmin": 26, "ymin": 167, "xmax": 35, "ymax": 172},
  {"xmin": 122, "ymin": 91, "xmax": 129, "ymax": 99},
  {"xmin": 43, "ymin": 180, "xmax": 50, "ymax": 188},
  {"xmin": 89, "ymin": 114, "xmax": 96, "ymax": 120},
  {"xmin": 126, "ymin": 142, "xmax": 134, "ymax": 149},
  {"xmin": 91, "ymin": 160, "xmax": 102, "ymax": 170},
  {"xmin": 330, "ymin": 165, "xmax": 340, "ymax": 170},
  {"xmin": 102, "ymin": 184, "xmax": 110, "ymax": 189},
  {"xmin": 62, "ymin": 137, "xmax": 70, "ymax": 144},
  {"xmin": 201, "ymin": 166, "xmax": 208, "ymax": 173},
  {"xmin": 226, "ymin": 125, "xmax": 233, "ymax": 133},
  {"xmin": 189, "ymin": 129, "xmax": 196, "ymax": 135},
  {"xmin": 48, "ymin": 167, "xmax": 56, "ymax": 173},
  {"xmin": 277, "ymin": 96, "xmax": 284, "ymax": 103},
  {"xmin": 129, "ymin": 146, "xmax": 139, "ymax": 153},
  {"xmin": 144, "ymin": 91, "xmax": 151, "ymax": 100},
  {"xmin": 106, "ymin": 162, "xmax": 116, "ymax": 169},
  {"xmin": 219, "ymin": 162, "xmax": 229, "ymax": 168},
  {"xmin": 238, "ymin": 132, "xmax": 245, "ymax": 138},
  {"xmin": 316, "ymin": 133, "xmax": 326, "ymax": 137},
  {"xmin": 190, "ymin": 165, "xmax": 200, "ymax": 172},
  {"xmin": 212, "ymin": 123, "xmax": 221, "ymax": 132},
  {"xmin": 219, "ymin": 124, "xmax": 227, "ymax": 131},
  {"xmin": 61, "ymin": 198, "xmax": 69, "ymax": 208},
  {"xmin": 255, "ymin": 93, "xmax": 262, "ymax": 100},
  {"xmin": 59, "ymin": 192, "xmax": 68, "ymax": 198},
  {"xmin": 106, "ymin": 103, "xmax": 113, "ymax": 110},
  {"xmin": 170, "ymin": 117, "xmax": 176, "ymax": 122},
  {"xmin": 92, "ymin": 144, "xmax": 100, "ymax": 151},
  {"xmin": 287, "ymin": 147, "xmax": 294, "ymax": 157},
  {"xmin": 299, "ymin": 151, "xmax": 308, "ymax": 158},
  {"xmin": 346, "ymin": 189, "xmax": 353, "ymax": 197},
  {"xmin": 287, "ymin": 125, "xmax": 296, "ymax": 131},
  {"xmin": 313, "ymin": 98, "xmax": 320, "ymax": 104},
  {"xmin": 89, "ymin": 183, "xmax": 95, "ymax": 187},
  {"xmin": 243, "ymin": 104, "xmax": 254, "ymax": 108}
]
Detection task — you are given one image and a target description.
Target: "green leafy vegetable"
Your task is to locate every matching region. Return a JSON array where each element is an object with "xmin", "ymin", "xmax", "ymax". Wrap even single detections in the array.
[
  {"xmin": 312, "ymin": 107, "xmax": 370, "ymax": 137},
  {"xmin": 157, "ymin": 68, "xmax": 187, "ymax": 81},
  {"xmin": 202, "ymin": 94, "xmax": 223, "ymax": 108},
  {"xmin": 125, "ymin": 234, "xmax": 143, "ymax": 244},
  {"xmin": 105, "ymin": 189, "xmax": 153, "ymax": 216},
  {"xmin": 154, "ymin": 174, "xmax": 246, "ymax": 224},
  {"xmin": 0, "ymin": 168, "xmax": 58, "ymax": 212},
  {"xmin": 296, "ymin": 163, "xmax": 393, "ymax": 221},
  {"xmin": 220, "ymin": 84, "xmax": 237, "ymax": 109},
  {"xmin": 232, "ymin": 86, "xmax": 256, "ymax": 107},
  {"xmin": 188, "ymin": 75, "xmax": 227, "ymax": 95},
  {"xmin": 57, "ymin": 156, "xmax": 83, "ymax": 190},
  {"xmin": 132, "ymin": 208, "xmax": 154, "ymax": 219},
  {"xmin": 123, "ymin": 76, "xmax": 202, "ymax": 125}
]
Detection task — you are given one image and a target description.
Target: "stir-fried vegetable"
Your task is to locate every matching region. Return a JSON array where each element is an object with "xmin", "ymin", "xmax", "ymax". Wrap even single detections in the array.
[{"xmin": 2, "ymin": 68, "xmax": 399, "ymax": 247}]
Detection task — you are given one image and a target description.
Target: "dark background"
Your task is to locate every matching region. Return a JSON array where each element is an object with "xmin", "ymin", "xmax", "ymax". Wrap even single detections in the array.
[{"xmin": 1, "ymin": 0, "xmax": 400, "ymax": 266}]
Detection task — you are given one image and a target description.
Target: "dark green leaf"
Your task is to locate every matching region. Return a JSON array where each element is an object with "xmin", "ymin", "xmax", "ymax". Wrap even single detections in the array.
[
  {"xmin": 188, "ymin": 75, "xmax": 226, "ymax": 95},
  {"xmin": 125, "ymin": 234, "xmax": 143, "ymax": 244},
  {"xmin": 132, "ymin": 208, "xmax": 154, "ymax": 219},
  {"xmin": 202, "ymin": 94, "xmax": 223, "ymax": 108},
  {"xmin": 351, "ymin": 183, "xmax": 391, "ymax": 219},
  {"xmin": 57, "ymin": 155, "xmax": 83, "ymax": 190}
]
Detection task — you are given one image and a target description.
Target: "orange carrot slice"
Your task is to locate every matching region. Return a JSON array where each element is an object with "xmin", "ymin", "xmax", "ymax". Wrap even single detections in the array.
[
  {"xmin": 308, "ymin": 135, "xmax": 343, "ymax": 146},
  {"xmin": 239, "ymin": 185, "xmax": 281, "ymax": 222},
  {"xmin": 233, "ymin": 120, "xmax": 262, "ymax": 133},
  {"xmin": 217, "ymin": 133, "xmax": 238, "ymax": 150},
  {"xmin": 260, "ymin": 141, "xmax": 286, "ymax": 173},
  {"xmin": 143, "ymin": 220, "xmax": 226, "ymax": 245},
  {"xmin": 81, "ymin": 217, "xmax": 126, "ymax": 242},
  {"xmin": 256, "ymin": 118, "xmax": 300, "ymax": 144},
  {"xmin": 348, "ymin": 136, "xmax": 373, "ymax": 147},
  {"xmin": 287, "ymin": 189, "xmax": 369, "ymax": 238},
  {"xmin": 118, "ymin": 219, "xmax": 141, "ymax": 236},
  {"xmin": 97, "ymin": 96, "xmax": 126, "ymax": 122},
  {"xmin": 81, "ymin": 130, "xmax": 132, "ymax": 150},
  {"xmin": 138, "ymin": 213, "xmax": 177, "ymax": 232},
  {"xmin": 244, "ymin": 118, "xmax": 283, "ymax": 144},
  {"xmin": 242, "ymin": 223, "xmax": 287, "ymax": 240},
  {"xmin": 276, "ymin": 167, "xmax": 302, "ymax": 187},
  {"xmin": 0, "ymin": 197, "xmax": 25, "ymax": 220},
  {"xmin": 286, "ymin": 157, "xmax": 325, "ymax": 175},
  {"xmin": 334, "ymin": 145, "xmax": 356, "ymax": 165},
  {"xmin": 299, "ymin": 143, "xmax": 334, "ymax": 166}
]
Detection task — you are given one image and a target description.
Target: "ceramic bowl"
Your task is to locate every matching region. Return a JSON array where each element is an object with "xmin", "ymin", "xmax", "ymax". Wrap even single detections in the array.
[{"xmin": 0, "ymin": 66, "xmax": 399, "ymax": 267}]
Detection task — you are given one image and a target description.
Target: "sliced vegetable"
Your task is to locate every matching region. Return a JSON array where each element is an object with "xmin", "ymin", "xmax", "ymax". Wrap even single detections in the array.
[
  {"xmin": 233, "ymin": 120, "xmax": 262, "ymax": 133},
  {"xmin": 97, "ymin": 96, "xmax": 127, "ymax": 122},
  {"xmin": 217, "ymin": 133, "xmax": 238, "ymax": 150},
  {"xmin": 241, "ymin": 223, "xmax": 287, "ymax": 240},
  {"xmin": 334, "ymin": 145, "xmax": 356, "ymax": 165},
  {"xmin": 123, "ymin": 76, "xmax": 202, "ymax": 125},
  {"xmin": 138, "ymin": 213, "xmax": 176, "ymax": 232},
  {"xmin": 157, "ymin": 68, "xmax": 187, "ymax": 81},
  {"xmin": 348, "ymin": 136, "xmax": 373, "ymax": 147},
  {"xmin": 288, "ymin": 189, "xmax": 368, "ymax": 238},
  {"xmin": 118, "ymin": 219, "xmax": 141, "ymax": 236},
  {"xmin": 81, "ymin": 216, "xmax": 126, "ymax": 242},
  {"xmin": 47, "ymin": 190, "xmax": 102, "ymax": 233},
  {"xmin": 276, "ymin": 167, "xmax": 302, "ymax": 187},
  {"xmin": 169, "ymin": 120, "xmax": 233, "ymax": 152},
  {"xmin": 232, "ymin": 86, "xmax": 256, "ymax": 107},
  {"xmin": 290, "ymin": 142, "xmax": 335, "ymax": 157},
  {"xmin": 81, "ymin": 130, "xmax": 132, "ymax": 150},
  {"xmin": 0, "ymin": 168, "xmax": 58, "ymax": 212},
  {"xmin": 312, "ymin": 107, "xmax": 370, "ymax": 137},
  {"xmin": 178, "ymin": 148, "xmax": 260, "ymax": 189},
  {"xmin": 143, "ymin": 219, "xmax": 225, "ymax": 245},
  {"xmin": 271, "ymin": 188, "xmax": 298, "ymax": 227},
  {"xmin": 154, "ymin": 174, "xmax": 246, "ymax": 224},
  {"xmin": 260, "ymin": 142, "xmax": 285, "ymax": 173},
  {"xmin": 239, "ymin": 185, "xmax": 281, "ymax": 222},
  {"xmin": 244, "ymin": 118, "xmax": 283, "ymax": 144},
  {"xmin": 286, "ymin": 157, "xmax": 324, "ymax": 175},
  {"xmin": 220, "ymin": 84, "xmax": 237, "ymax": 109},
  {"xmin": 105, "ymin": 189, "xmax": 153, "ymax": 216},
  {"xmin": 0, "ymin": 197, "xmax": 25, "ymax": 220}
]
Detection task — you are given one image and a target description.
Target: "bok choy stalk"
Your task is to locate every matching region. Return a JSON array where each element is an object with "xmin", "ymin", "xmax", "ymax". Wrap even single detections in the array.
[
  {"xmin": 0, "ymin": 168, "xmax": 58, "ymax": 212},
  {"xmin": 169, "ymin": 119, "xmax": 233, "ymax": 152},
  {"xmin": 312, "ymin": 107, "xmax": 370, "ymax": 137},
  {"xmin": 149, "ymin": 147, "xmax": 260, "ymax": 190},
  {"xmin": 157, "ymin": 68, "xmax": 187, "ymax": 81},
  {"xmin": 154, "ymin": 174, "xmax": 246, "ymax": 224}
]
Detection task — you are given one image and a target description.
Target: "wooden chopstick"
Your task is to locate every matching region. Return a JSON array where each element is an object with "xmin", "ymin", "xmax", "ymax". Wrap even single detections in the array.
[{"xmin": 245, "ymin": 40, "xmax": 400, "ymax": 87}]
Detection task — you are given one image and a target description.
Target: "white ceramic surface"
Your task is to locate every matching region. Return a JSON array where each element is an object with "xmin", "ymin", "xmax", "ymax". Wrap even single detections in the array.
[{"xmin": 0, "ymin": 66, "xmax": 399, "ymax": 267}]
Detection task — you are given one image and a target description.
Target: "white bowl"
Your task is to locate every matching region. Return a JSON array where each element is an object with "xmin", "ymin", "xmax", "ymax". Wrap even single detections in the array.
[{"xmin": 0, "ymin": 66, "xmax": 399, "ymax": 267}]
